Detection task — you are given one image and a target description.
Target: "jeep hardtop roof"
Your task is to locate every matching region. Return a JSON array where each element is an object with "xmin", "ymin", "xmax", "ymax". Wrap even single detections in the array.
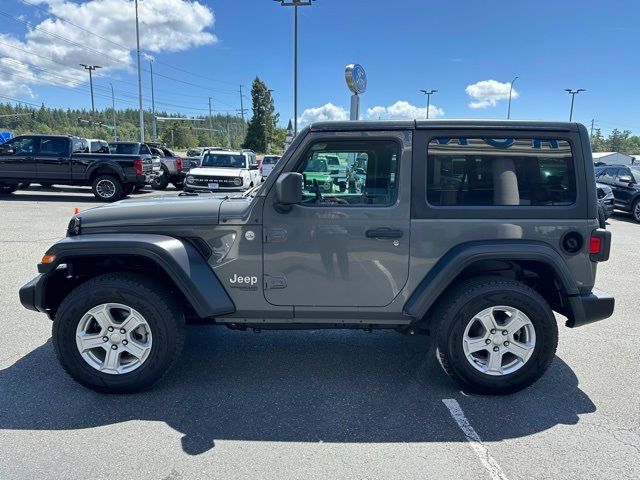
[{"xmin": 308, "ymin": 120, "xmax": 580, "ymax": 132}]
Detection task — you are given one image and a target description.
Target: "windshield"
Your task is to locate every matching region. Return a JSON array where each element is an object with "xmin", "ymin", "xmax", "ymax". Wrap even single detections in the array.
[
  {"xmin": 307, "ymin": 159, "xmax": 328, "ymax": 172},
  {"xmin": 202, "ymin": 153, "xmax": 246, "ymax": 168},
  {"xmin": 109, "ymin": 143, "xmax": 138, "ymax": 155}
]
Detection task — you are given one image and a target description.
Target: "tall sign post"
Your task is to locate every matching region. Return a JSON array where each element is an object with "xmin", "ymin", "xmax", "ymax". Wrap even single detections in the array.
[{"xmin": 345, "ymin": 64, "xmax": 367, "ymax": 120}]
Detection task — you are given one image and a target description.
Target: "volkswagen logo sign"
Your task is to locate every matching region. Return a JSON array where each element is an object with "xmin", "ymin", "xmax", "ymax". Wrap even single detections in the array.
[{"xmin": 345, "ymin": 64, "xmax": 367, "ymax": 95}]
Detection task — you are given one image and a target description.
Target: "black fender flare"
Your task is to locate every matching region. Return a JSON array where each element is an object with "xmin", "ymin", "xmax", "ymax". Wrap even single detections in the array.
[
  {"xmin": 403, "ymin": 240, "xmax": 580, "ymax": 321},
  {"xmin": 86, "ymin": 161, "xmax": 126, "ymax": 182},
  {"xmin": 36, "ymin": 234, "xmax": 235, "ymax": 318}
]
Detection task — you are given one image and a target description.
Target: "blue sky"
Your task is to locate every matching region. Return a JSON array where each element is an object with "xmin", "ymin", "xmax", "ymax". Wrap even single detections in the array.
[{"xmin": 1, "ymin": 0, "xmax": 638, "ymax": 134}]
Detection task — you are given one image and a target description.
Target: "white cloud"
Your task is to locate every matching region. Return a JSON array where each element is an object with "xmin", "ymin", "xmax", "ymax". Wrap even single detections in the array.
[
  {"xmin": 465, "ymin": 79, "xmax": 518, "ymax": 109},
  {"xmin": 366, "ymin": 100, "xmax": 444, "ymax": 120},
  {"xmin": 0, "ymin": 0, "xmax": 216, "ymax": 98},
  {"xmin": 298, "ymin": 103, "xmax": 348, "ymax": 126}
]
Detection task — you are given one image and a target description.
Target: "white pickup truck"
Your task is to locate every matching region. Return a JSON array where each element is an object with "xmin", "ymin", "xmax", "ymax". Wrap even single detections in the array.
[{"xmin": 183, "ymin": 150, "xmax": 261, "ymax": 192}]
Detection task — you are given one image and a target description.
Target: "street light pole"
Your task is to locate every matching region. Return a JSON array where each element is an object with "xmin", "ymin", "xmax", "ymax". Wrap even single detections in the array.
[
  {"xmin": 79, "ymin": 64, "xmax": 101, "ymax": 117},
  {"xmin": 134, "ymin": 0, "xmax": 144, "ymax": 142},
  {"xmin": 149, "ymin": 58, "xmax": 156, "ymax": 141},
  {"xmin": 507, "ymin": 76, "xmax": 518, "ymax": 119},
  {"xmin": 110, "ymin": 82, "xmax": 117, "ymax": 141},
  {"xmin": 565, "ymin": 88, "xmax": 586, "ymax": 121},
  {"xmin": 419, "ymin": 89, "xmax": 437, "ymax": 119},
  {"xmin": 274, "ymin": 0, "xmax": 315, "ymax": 137}
]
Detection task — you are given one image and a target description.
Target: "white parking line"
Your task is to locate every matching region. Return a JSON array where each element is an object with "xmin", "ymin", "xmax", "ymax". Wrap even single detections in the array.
[{"xmin": 442, "ymin": 399, "xmax": 509, "ymax": 480}]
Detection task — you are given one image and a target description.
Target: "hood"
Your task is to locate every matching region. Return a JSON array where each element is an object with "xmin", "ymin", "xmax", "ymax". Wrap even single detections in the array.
[
  {"xmin": 188, "ymin": 167, "xmax": 244, "ymax": 177},
  {"xmin": 78, "ymin": 193, "xmax": 222, "ymax": 230}
]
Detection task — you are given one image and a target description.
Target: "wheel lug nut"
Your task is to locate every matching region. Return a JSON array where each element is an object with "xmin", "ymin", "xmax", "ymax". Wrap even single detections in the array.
[
  {"xmin": 120, "ymin": 329, "xmax": 126, "ymax": 334},
  {"xmin": 111, "ymin": 344, "xmax": 118, "ymax": 350},
  {"xmin": 493, "ymin": 346, "xmax": 499, "ymax": 352},
  {"xmin": 102, "ymin": 336, "xmax": 108, "ymax": 342},
  {"xmin": 107, "ymin": 326, "xmax": 114, "ymax": 332},
  {"xmin": 504, "ymin": 341, "xmax": 510, "ymax": 347},
  {"xmin": 485, "ymin": 339, "xmax": 491, "ymax": 345},
  {"xmin": 490, "ymin": 329, "xmax": 496, "ymax": 334},
  {"xmin": 122, "ymin": 340, "xmax": 128, "ymax": 345},
  {"xmin": 502, "ymin": 330, "xmax": 508, "ymax": 336}
]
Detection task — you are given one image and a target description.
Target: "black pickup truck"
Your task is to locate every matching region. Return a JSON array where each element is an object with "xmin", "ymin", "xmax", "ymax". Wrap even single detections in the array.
[{"xmin": 0, "ymin": 135, "xmax": 153, "ymax": 201}]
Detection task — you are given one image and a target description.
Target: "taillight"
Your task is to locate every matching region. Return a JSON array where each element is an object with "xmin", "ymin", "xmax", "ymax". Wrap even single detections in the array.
[
  {"xmin": 589, "ymin": 235, "xmax": 602, "ymax": 254},
  {"xmin": 176, "ymin": 158, "xmax": 183, "ymax": 172},
  {"xmin": 134, "ymin": 159, "xmax": 143, "ymax": 175}
]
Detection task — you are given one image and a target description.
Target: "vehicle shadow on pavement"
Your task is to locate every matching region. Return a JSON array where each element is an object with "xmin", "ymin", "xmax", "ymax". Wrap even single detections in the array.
[{"xmin": 0, "ymin": 328, "xmax": 596, "ymax": 455}]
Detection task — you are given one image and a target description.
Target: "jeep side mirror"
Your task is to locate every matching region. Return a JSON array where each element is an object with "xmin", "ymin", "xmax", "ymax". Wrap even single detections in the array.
[
  {"xmin": 275, "ymin": 172, "xmax": 303, "ymax": 211},
  {"xmin": 618, "ymin": 175, "xmax": 633, "ymax": 184}
]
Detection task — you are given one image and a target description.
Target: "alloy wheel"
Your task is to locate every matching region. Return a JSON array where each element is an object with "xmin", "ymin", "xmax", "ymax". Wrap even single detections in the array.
[{"xmin": 75, "ymin": 303, "xmax": 153, "ymax": 375}]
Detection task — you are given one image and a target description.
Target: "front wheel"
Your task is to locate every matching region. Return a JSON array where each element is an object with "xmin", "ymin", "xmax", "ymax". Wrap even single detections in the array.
[
  {"xmin": 91, "ymin": 175, "xmax": 123, "ymax": 202},
  {"xmin": 632, "ymin": 199, "xmax": 640, "ymax": 223},
  {"xmin": 52, "ymin": 272, "xmax": 185, "ymax": 393},
  {"xmin": 435, "ymin": 277, "xmax": 558, "ymax": 395}
]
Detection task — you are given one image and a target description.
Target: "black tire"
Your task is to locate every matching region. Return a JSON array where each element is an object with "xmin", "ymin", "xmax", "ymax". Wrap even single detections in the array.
[
  {"xmin": 597, "ymin": 204, "xmax": 607, "ymax": 229},
  {"xmin": 122, "ymin": 183, "xmax": 135, "ymax": 196},
  {"xmin": 151, "ymin": 170, "xmax": 169, "ymax": 190},
  {"xmin": 52, "ymin": 272, "xmax": 185, "ymax": 393},
  {"xmin": 172, "ymin": 180, "xmax": 184, "ymax": 189},
  {"xmin": 91, "ymin": 174, "xmax": 123, "ymax": 202},
  {"xmin": 632, "ymin": 198, "xmax": 640, "ymax": 223},
  {"xmin": 434, "ymin": 277, "xmax": 558, "ymax": 395},
  {"xmin": 0, "ymin": 182, "xmax": 18, "ymax": 194}
]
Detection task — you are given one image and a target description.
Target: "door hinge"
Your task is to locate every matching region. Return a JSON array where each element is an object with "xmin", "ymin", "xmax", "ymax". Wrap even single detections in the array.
[{"xmin": 264, "ymin": 274, "xmax": 287, "ymax": 290}]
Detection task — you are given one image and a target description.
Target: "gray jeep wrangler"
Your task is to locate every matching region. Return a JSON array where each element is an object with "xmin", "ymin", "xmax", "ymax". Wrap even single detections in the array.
[{"xmin": 20, "ymin": 120, "xmax": 614, "ymax": 395}]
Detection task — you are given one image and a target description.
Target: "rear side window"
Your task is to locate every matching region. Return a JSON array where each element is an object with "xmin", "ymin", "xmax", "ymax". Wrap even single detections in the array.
[
  {"xmin": 426, "ymin": 138, "xmax": 576, "ymax": 206},
  {"xmin": 40, "ymin": 137, "xmax": 68, "ymax": 156}
]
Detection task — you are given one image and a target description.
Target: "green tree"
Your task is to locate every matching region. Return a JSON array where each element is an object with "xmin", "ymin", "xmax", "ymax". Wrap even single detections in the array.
[
  {"xmin": 590, "ymin": 128, "xmax": 607, "ymax": 152},
  {"xmin": 243, "ymin": 77, "xmax": 277, "ymax": 153},
  {"xmin": 606, "ymin": 129, "xmax": 632, "ymax": 153}
]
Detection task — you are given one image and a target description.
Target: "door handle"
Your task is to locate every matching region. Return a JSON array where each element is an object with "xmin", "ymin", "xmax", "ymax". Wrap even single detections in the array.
[{"xmin": 365, "ymin": 227, "xmax": 403, "ymax": 239}]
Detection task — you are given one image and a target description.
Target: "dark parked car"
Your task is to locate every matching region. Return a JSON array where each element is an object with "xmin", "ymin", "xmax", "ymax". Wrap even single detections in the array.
[
  {"xmin": 0, "ymin": 135, "xmax": 153, "ymax": 201},
  {"xmin": 595, "ymin": 164, "xmax": 640, "ymax": 222},
  {"xmin": 146, "ymin": 143, "xmax": 185, "ymax": 190}
]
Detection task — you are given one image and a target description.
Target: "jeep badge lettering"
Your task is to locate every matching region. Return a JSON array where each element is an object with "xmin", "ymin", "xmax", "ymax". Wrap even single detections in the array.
[{"xmin": 230, "ymin": 274, "xmax": 258, "ymax": 285}]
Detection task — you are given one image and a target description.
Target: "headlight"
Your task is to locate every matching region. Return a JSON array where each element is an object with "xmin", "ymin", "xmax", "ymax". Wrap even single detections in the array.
[
  {"xmin": 186, "ymin": 175, "xmax": 194, "ymax": 183},
  {"xmin": 233, "ymin": 177, "xmax": 243, "ymax": 186}
]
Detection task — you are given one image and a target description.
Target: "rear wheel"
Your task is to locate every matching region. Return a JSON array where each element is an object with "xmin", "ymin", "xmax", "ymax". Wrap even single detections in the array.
[
  {"xmin": 91, "ymin": 175, "xmax": 123, "ymax": 202},
  {"xmin": 0, "ymin": 183, "xmax": 18, "ymax": 194},
  {"xmin": 435, "ymin": 277, "xmax": 558, "ymax": 395},
  {"xmin": 151, "ymin": 170, "xmax": 169, "ymax": 190},
  {"xmin": 52, "ymin": 272, "xmax": 185, "ymax": 393}
]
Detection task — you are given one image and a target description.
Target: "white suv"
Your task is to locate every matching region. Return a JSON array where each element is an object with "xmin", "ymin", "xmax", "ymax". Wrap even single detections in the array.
[
  {"xmin": 184, "ymin": 150, "xmax": 260, "ymax": 192},
  {"xmin": 260, "ymin": 155, "xmax": 281, "ymax": 180}
]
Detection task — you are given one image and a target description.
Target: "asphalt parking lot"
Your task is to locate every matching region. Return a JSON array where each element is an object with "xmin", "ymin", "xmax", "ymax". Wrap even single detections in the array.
[{"xmin": 0, "ymin": 185, "xmax": 638, "ymax": 480}]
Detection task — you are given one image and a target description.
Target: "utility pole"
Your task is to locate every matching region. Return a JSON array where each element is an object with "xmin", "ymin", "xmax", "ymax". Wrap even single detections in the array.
[
  {"xmin": 273, "ymin": 0, "xmax": 315, "ymax": 136},
  {"xmin": 590, "ymin": 118, "xmax": 595, "ymax": 137},
  {"xmin": 507, "ymin": 76, "xmax": 518, "ymax": 119},
  {"xmin": 565, "ymin": 88, "xmax": 586, "ymax": 122},
  {"xmin": 208, "ymin": 97, "xmax": 214, "ymax": 144},
  {"xmin": 149, "ymin": 58, "xmax": 156, "ymax": 141},
  {"xmin": 110, "ymin": 82, "xmax": 117, "ymax": 141},
  {"xmin": 79, "ymin": 64, "xmax": 101, "ymax": 117},
  {"xmin": 239, "ymin": 85, "xmax": 246, "ymax": 139},
  {"xmin": 134, "ymin": 0, "xmax": 144, "ymax": 142},
  {"xmin": 419, "ymin": 89, "xmax": 437, "ymax": 119}
]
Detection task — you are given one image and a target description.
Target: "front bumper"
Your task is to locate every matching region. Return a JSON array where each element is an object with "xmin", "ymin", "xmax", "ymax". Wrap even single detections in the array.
[
  {"xmin": 19, "ymin": 274, "xmax": 46, "ymax": 313},
  {"xmin": 565, "ymin": 288, "xmax": 615, "ymax": 328}
]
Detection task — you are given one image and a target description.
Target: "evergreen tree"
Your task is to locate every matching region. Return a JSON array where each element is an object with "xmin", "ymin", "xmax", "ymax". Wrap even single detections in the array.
[{"xmin": 243, "ymin": 77, "xmax": 277, "ymax": 152}]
